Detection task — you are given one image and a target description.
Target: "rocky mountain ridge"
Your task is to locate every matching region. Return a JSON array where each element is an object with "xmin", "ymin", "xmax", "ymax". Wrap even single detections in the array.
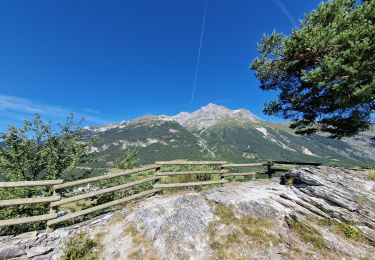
[
  {"xmin": 168, "ymin": 103, "xmax": 259, "ymax": 131},
  {"xmin": 84, "ymin": 103, "xmax": 259, "ymax": 133},
  {"xmin": 84, "ymin": 103, "xmax": 375, "ymax": 167}
]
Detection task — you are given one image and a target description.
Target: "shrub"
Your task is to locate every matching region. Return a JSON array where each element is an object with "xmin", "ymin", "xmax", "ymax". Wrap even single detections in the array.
[
  {"xmin": 339, "ymin": 222, "xmax": 360, "ymax": 240},
  {"xmin": 60, "ymin": 232, "xmax": 98, "ymax": 260},
  {"xmin": 116, "ymin": 150, "xmax": 138, "ymax": 170},
  {"xmin": 0, "ymin": 187, "xmax": 50, "ymax": 235}
]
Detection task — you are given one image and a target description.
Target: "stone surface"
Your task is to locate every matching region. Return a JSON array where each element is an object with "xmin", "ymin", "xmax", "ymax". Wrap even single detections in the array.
[
  {"xmin": 0, "ymin": 166, "xmax": 374, "ymax": 259},
  {"xmin": 0, "ymin": 245, "xmax": 26, "ymax": 259},
  {"xmin": 26, "ymin": 246, "xmax": 53, "ymax": 258},
  {"xmin": 130, "ymin": 193, "xmax": 215, "ymax": 259}
]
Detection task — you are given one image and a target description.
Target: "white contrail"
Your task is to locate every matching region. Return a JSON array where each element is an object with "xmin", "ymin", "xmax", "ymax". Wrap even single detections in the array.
[
  {"xmin": 189, "ymin": 0, "xmax": 208, "ymax": 111},
  {"xmin": 272, "ymin": 0, "xmax": 298, "ymax": 27}
]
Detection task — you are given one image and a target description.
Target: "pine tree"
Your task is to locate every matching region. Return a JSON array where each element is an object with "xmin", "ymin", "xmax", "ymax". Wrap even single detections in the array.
[{"xmin": 251, "ymin": 0, "xmax": 374, "ymax": 138}]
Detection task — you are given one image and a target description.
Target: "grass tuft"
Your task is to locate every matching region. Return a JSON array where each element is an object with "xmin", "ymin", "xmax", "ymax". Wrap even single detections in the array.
[
  {"xmin": 314, "ymin": 217, "xmax": 361, "ymax": 241},
  {"xmin": 209, "ymin": 205, "xmax": 281, "ymax": 258},
  {"xmin": 286, "ymin": 217, "xmax": 326, "ymax": 250},
  {"xmin": 123, "ymin": 225, "xmax": 159, "ymax": 259},
  {"xmin": 368, "ymin": 169, "xmax": 375, "ymax": 181},
  {"xmin": 60, "ymin": 232, "xmax": 98, "ymax": 260},
  {"xmin": 214, "ymin": 204, "xmax": 237, "ymax": 224},
  {"xmin": 339, "ymin": 222, "xmax": 360, "ymax": 240}
]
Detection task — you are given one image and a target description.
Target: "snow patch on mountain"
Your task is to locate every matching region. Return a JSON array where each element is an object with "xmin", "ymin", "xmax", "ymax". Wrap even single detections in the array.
[
  {"xmin": 255, "ymin": 127, "xmax": 268, "ymax": 136},
  {"xmin": 84, "ymin": 121, "xmax": 128, "ymax": 133},
  {"xmin": 171, "ymin": 103, "xmax": 259, "ymax": 130},
  {"xmin": 301, "ymin": 146, "xmax": 317, "ymax": 156},
  {"xmin": 168, "ymin": 129, "xmax": 179, "ymax": 133},
  {"xmin": 255, "ymin": 126, "xmax": 296, "ymax": 152}
]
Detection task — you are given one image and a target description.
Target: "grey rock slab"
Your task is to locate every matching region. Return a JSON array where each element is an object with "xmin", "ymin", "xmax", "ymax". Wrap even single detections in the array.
[
  {"xmin": 129, "ymin": 193, "xmax": 215, "ymax": 259},
  {"xmin": 357, "ymin": 225, "xmax": 375, "ymax": 242},
  {"xmin": 0, "ymin": 235, "xmax": 14, "ymax": 243},
  {"xmin": 286, "ymin": 168, "xmax": 324, "ymax": 186},
  {"xmin": 303, "ymin": 185, "xmax": 358, "ymax": 211},
  {"xmin": 0, "ymin": 245, "xmax": 26, "ymax": 259},
  {"xmin": 279, "ymin": 193, "xmax": 329, "ymax": 218},
  {"xmin": 89, "ymin": 212, "xmax": 114, "ymax": 226},
  {"xmin": 26, "ymin": 246, "xmax": 53, "ymax": 258},
  {"xmin": 203, "ymin": 181, "xmax": 291, "ymax": 219},
  {"xmin": 299, "ymin": 172, "xmax": 324, "ymax": 186}
]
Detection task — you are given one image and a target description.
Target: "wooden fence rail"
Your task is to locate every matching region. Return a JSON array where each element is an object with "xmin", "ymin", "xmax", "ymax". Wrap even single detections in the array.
[
  {"xmin": 0, "ymin": 160, "xmax": 320, "ymax": 232},
  {"xmin": 0, "ymin": 179, "xmax": 63, "ymax": 188}
]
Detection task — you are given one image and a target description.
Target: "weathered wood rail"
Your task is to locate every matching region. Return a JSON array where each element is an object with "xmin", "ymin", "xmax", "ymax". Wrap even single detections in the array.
[{"xmin": 0, "ymin": 160, "xmax": 320, "ymax": 232}]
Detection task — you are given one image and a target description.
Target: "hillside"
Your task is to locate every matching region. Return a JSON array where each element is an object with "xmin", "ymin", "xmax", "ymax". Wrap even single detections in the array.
[
  {"xmin": 85, "ymin": 104, "xmax": 375, "ymax": 168},
  {"xmin": 2, "ymin": 167, "xmax": 374, "ymax": 259}
]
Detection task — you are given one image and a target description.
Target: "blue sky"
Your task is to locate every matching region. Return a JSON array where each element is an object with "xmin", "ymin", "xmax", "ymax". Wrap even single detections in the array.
[{"xmin": 0, "ymin": 0, "xmax": 322, "ymax": 130}]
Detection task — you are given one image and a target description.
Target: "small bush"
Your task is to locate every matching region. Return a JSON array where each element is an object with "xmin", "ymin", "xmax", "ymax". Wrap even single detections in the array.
[
  {"xmin": 60, "ymin": 232, "xmax": 98, "ymax": 260},
  {"xmin": 339, "ymin": 222, "xmax": 360, "ymax": 240},
  {"xmin": 116, "ymin": 150, "xmax": 138, "ymax": 170}
]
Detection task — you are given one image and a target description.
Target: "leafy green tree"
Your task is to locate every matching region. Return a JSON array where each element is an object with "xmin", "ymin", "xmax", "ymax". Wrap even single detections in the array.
[
  {"xmin": 0, "ymin": 114, "xmax": 96, "ymax": 181},
  {"xmin": 116, "ymin": 150, "xmax": 138, "ymax": 170},
  {"xmin": 0, "ymin": 114, "xmax": 98, "ymax": 235},
  {"xmin": 251, "ymin": 0, "xmax": 374, "ymax": 138}
]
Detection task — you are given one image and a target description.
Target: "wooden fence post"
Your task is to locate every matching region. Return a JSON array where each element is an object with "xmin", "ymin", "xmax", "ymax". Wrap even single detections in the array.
[
  {"xmin": 266, "ymin": 161, "xmax": 274, "ymax": 179},
  {"xmin": 154, "ymin": 165, "xmax": 162, "ymax": 194},
  {"xmin": 267, "ymin": 163, "xmax": 271, "ymax": 179},
  {"xmin": 220, "ymin": 164, "xmax": 225, "ymax": 186},
  {"xmin": 47, "ymin": 189, "xmax": 59, "ymax": 233}
]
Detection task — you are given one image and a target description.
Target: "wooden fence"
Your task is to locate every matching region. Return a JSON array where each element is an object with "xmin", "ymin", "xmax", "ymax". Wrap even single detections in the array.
[{"xmin": 0, "ymin": 160, "xmax": 320, "ymax": 232}]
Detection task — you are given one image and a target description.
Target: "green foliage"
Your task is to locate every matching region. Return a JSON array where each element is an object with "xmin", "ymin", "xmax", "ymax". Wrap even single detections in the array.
[
  {"xmin": 84, "ymin": 115, "xmax": 374, "ymax": 168},
  {"xmin": 214, "ymin": 204, "xmax": 236, "ymax": 224},
  {"xmin": 316, "ymin": 217, "xmax": 361, "ymax": 240},
  {"xmin": 60, "ymin": 232, "xmax": 98, "ymax": 260},
  {"xmin": 56, "ymin": 152, "xmax": 154, "ymax": 226},
  {"xmin": 0, "ymin": 114, "xmax": 98, "ymax": 234},
  {"xmin": 116, "ymin": 150, "xmax": 138, "ymax": 170},
  {"xmin": 0, "ymin": 114, "xmax": 97, "ymax": 181},
  {"xmin": 286, "ymin": 217, "xmax": 326, "ymax": 250},
  {"xmin": 159, "ymin": 164, "xmax": 221, "ymax": 192},
  {"xmin": 200, "ymin": 123, "xmax": 372, "ymax": 167},
  {"xmin": 0, "ymin": 187, "xmax": 51, "ymax": 235},
  {"xmin": 251, "ymin": 0, "xmax": 375, "ymax": 138},
  {"xmin": 89, "ymin": 119, "xmax": 209, "ymax": 167},
  {"xmin": 339, "ymin": 222, "xmax": 360, "ymax": 240}
]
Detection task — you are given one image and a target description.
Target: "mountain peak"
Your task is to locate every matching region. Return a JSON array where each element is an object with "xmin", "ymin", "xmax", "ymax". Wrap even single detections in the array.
[
  {"xmin": 202, "ymin": 103, "xmax": 226, "ymax": 109},
  {"xmin": 86, "ymin": 103, "xmax": 259, "ymax": 133},
  {"xmin": 172, "ymin": 103, "xmax": 259, "ymax": 130}
]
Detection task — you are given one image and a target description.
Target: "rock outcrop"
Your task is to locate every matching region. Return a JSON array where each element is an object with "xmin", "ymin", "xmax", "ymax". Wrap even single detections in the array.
[{"xmin": 0, "ymin": 166, "xmax": 374, "ymax": 259}]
